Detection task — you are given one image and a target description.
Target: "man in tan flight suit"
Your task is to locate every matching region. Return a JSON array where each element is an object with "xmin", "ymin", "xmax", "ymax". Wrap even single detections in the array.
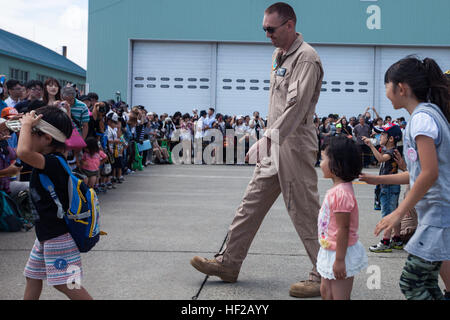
[{"xmin": 191, "ymin": 2, "xmax": 324, "ymax": 298}]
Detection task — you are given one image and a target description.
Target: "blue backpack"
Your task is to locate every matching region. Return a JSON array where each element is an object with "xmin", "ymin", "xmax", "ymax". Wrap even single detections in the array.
[
  {"xmin": 39, "ymin": 156, "xmax": 102, "ymax": 253},
  {"xmin": 0, "ymin": 190, "xmax": 26, "ymax": 232}
]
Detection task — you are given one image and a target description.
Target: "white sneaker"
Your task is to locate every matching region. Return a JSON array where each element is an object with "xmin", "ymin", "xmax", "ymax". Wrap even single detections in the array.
[{"xmin": 369, "ymin": 241, "xmax": 392, "ymax": 253}]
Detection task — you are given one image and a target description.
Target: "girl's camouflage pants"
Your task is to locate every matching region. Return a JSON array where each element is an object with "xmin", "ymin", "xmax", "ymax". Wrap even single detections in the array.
[{"xmin": 400, "ymin": 254, "xmax": 444, "ymax": 300}]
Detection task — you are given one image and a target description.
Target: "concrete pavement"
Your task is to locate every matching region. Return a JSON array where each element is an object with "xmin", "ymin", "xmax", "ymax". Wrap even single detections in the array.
[{"xmin": 0, "ymin": 164, "xmax": 442, "ymax": 300}]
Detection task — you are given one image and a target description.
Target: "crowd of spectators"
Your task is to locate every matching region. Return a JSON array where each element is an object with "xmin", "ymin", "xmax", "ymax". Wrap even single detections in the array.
[
  {"xmin": 0, "ymin": 76, "xmax": 178, "ymax": 229},
  {"xmin": 314, "ymin": 106, "xmax": 407, "ymax": 168},
  {"xmin": 0, "ymin": 74, "xmax": 406, "ymax": 230}
]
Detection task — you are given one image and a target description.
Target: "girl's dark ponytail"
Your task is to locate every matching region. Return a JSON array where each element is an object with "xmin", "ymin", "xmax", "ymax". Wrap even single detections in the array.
[
  {"xmin": 385, "ymin": 56, "xmax": 450, "ymax": 122},
  {"xmin": 423, "ymin": 58, "xmax": 450, "ymax": 122}
]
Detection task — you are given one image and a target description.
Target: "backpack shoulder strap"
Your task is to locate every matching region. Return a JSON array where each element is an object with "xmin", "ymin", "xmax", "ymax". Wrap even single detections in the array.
[
  {"xmin": 38, "ymin": 173, "xmax": 65, "ymax": 219},
  {"xmin": 54, "ymin": 156, "xmax": 73, "ymax": 175},
  {"xmin": 38, "ymin": 156, "xmax": 71, "ymax": 220}
]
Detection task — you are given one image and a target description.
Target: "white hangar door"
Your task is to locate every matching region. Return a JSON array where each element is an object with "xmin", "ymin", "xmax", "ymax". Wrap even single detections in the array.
[
  {"xmin": 131, "ymin": 41, "xmax": 215, "ymax": 116},
  {"xmin": 216, "ymin": 43, "xmax": 274, "ymax": 118},
  {"xmin": 314, "ymin": 46, "xmax": 376, "ymax": 118},
  {"xmin": 377, "ymin": 46, "xmax": 450, "ymax": 120}
]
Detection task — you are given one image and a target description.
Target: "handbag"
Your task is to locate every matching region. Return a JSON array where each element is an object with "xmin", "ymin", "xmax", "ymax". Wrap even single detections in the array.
[
  {"xmin": 132, "ymin": 141, "xmax": 143, "ymax": 171},
  {"xmin": 101, "ymin": 163, "xmax": 112, "ymax": 176},
  {"xmin": 65, "ymin": 122, "xmax": 87, "ymax": 151},
  {"xmin": 137, "ymin": 139, "xmax": 152, "ymax": 152},
  {"xmin": 105, "ymin": 140, "xmax": 115, "ymax": 165}
]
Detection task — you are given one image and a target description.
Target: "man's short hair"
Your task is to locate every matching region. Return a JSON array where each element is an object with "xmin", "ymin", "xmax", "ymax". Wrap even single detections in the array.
[
  {"xmin": 209, "ymin": 108, "xmax": 215, "ymax": 113},
  {"xmin": 25, "ymin": 80, "xmax": 43, "ymax": 90},
  {"xmin": 87, "ymin": 92, "xmax": 99, "ymax": 101},
  {"xmin": 6, "ymin": 79, "xmax": 21, "ymax": 90},
  {"xmin": 265, "ymin": 2, "xmax": 297, "ymax": 25},
  {"xmin": 61, "ymin": 86, "xmax": 77, "ymax": 98}
]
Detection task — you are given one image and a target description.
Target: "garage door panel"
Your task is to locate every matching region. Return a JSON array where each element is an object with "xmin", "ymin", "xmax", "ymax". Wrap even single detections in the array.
[
  {"xmin": 216, "ymin": 43, "xmax": 274, "ymax": 117},
  {"xmin": 315, "ymin": 46, "xmax": 375, "ymax": 118},
  {"xmin": 131, "ymin": 41, "xmax": 450, "ymax": 121},
  {"xmin": 132, "ymin": 42, "xmax": 214, "ymax": 115}
]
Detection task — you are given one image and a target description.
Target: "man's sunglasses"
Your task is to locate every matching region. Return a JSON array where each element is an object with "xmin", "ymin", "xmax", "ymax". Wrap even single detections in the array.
[{"xmin": 263, "ymin": 20, "xmax": 289, "ymax": 34}]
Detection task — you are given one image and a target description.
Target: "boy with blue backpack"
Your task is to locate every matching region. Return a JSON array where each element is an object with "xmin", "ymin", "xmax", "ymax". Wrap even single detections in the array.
[{"xmin": 18, "ymin": 107, "xmax": 99, "ymax": 300}]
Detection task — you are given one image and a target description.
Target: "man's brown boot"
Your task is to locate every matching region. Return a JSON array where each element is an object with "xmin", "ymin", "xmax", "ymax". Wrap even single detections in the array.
[
  {"xmin": 289, "ymin": 280, "xmax": 321, "ymax": 298},
  {"xmin": 190, "ymin": 256, "xmax": 239, "ymax": 283}
]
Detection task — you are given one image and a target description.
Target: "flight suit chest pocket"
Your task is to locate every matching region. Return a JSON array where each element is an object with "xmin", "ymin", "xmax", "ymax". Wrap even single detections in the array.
[
  {"xmin": 286, "ymin": 81, "xmax": 298, "ymax": 109},
  {"xmin": 273, "ymin": 67, "xmax": 289, "ymax": 88}
]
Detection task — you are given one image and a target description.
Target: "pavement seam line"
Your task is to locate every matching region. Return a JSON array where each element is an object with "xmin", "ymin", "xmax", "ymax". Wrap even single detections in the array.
[
  {"xmin": 192, "ymin": 234, "xmax": 229, "ymax": 300},
  {"xmin": 0, "ymin": 248, "xmax": 409, "ymax": 260}
]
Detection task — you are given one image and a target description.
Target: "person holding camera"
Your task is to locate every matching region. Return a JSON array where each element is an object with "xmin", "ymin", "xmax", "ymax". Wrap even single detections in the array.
[
  {"xmin": 353, "ymin": 115, "xmax": 372, "ymax": 168},
  {"xmin": 192, "ymin": 109, "xmax": 199, "ymax": 122},
  {"xmin": 61, "ymin": 86, "xmax": 90, "ymax": 140},
  {"xmin": 249, "ymin": 111, "xmax": 266, "ymax": 140},
  {"xmin": 161, "ymin": 116, "xmax": 176, "ymax": 140},
  {"xmin": 87, "ymin": 102, "xmax": 108, "ymax": 140}
]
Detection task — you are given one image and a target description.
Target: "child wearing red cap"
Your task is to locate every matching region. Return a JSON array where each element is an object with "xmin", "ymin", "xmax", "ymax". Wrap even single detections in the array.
[{"xmin": 1, "ymin": 107, "xmax": 19, "ymax": 120}]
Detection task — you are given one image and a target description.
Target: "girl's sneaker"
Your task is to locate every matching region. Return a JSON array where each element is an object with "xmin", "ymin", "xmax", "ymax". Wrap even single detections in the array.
[
  {"xmin": 390, "ymin": 237, "xmax": 404, "ymax": 250},
  {"xmin": 369, "ymin": 240, "xmax": 392, "ymax": 253},
  {"xmin": 119, "ymin": 176, "xmax": 125, "ymax": 182}
]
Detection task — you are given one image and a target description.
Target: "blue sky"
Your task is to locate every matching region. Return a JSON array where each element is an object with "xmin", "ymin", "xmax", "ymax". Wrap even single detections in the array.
[{"xmin": 0, "ymin": 0, "xmax": 88, "ymax": 69}]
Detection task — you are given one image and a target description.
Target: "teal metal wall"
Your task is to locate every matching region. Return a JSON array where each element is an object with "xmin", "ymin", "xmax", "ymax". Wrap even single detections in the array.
[
  {"xmin": 0, "ymin": 54, "xmax": 86, "ymax": 88},
  {"xmin": 88, "ymin": 0, "xmax": 450, "ymax": 101}
]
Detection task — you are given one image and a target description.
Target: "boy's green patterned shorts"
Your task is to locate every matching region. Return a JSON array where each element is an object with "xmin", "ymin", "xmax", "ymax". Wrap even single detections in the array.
[{"xmin": 399, "ymin": 254, "xmax": 444, "ymax": 300}]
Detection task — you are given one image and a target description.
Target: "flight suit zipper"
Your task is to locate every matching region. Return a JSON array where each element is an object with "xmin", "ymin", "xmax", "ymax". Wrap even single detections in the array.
[{"xmin": 287, "ymin": 182, "xmax": 292, "ymax": 211}]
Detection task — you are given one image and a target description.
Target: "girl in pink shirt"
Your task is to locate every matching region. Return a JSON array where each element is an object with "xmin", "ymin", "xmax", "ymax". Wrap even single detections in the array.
[
  {"xmin": 81, "ymin": 137, "xmax": 107, "ymax": 188},
  {"xmin": 317, "ymin": 136, "xmax": 368, "ymax": 300}
]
